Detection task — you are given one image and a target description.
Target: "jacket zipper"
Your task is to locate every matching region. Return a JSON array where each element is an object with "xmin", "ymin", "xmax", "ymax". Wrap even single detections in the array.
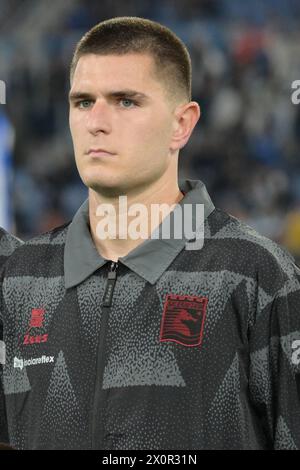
[
  {"xmin": 91, "ymin": 261, "xmax": 118, "ymax": 449},
  {"xmin": 102, "ymin": 261, "xmax": 118, "ymax": 307}
]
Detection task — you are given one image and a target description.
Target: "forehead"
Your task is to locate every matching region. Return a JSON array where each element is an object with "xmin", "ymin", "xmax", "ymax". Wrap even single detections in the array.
[{"xmin": 71, "ymin": 53, "xmax": 163, "ymax": 93}]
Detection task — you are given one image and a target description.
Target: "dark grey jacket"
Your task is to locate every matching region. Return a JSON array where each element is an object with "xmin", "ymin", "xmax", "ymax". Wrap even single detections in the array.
[{"xmin": 1, "ymin": 181, "xmax": 300, "ymax": 449}]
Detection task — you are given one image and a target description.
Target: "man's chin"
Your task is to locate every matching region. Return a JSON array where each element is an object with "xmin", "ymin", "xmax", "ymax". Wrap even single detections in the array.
[{"xmin": 84, "ymin": 178, "xmax": 128, "ymax": 197}]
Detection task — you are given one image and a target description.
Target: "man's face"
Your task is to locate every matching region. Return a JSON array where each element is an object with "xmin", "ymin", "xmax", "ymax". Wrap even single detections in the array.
[{"xmin": 69, "ymin": 53, "xmax": 180, "ymax": 196}]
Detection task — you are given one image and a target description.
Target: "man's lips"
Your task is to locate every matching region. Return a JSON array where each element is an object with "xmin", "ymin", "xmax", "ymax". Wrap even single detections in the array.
[{"xmin": 87, "ymin": 148, "xmax": 116, "ymax": 156}]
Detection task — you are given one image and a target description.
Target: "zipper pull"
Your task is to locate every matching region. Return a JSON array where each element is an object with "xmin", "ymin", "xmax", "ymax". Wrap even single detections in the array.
[{"xmin": 102, "ymin": 261, "xmax": 118, "ymax": 307}]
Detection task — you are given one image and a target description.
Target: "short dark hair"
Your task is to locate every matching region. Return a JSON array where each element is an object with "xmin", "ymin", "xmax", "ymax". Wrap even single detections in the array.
[{"xmin": 70, "ymin": 17, "xmax": 192, "ymax": 102}]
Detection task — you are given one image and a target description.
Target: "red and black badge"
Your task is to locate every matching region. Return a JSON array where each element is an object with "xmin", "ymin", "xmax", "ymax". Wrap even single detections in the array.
[{"xmin": 160, "ymin": 294, "xmax": 208, "ymax": 347}]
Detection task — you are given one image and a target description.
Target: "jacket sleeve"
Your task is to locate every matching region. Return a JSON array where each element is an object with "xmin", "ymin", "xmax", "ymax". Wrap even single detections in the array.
[
  {"xmin": 0, "ymin": 267, "xmax": 9, "ymax": 444},
  {"xmin": 248, "ymin": 263, "xmax": 300, "ymax": 449},
  {"xmin": 0, "ymin": 233, "xmax": 23, "ymax": 444}
]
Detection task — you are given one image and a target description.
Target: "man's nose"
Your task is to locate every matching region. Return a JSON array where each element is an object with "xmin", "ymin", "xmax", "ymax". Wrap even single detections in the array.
[{"xmin": 86, "ymin": 99, "xmax": 112, "ymax": 135}]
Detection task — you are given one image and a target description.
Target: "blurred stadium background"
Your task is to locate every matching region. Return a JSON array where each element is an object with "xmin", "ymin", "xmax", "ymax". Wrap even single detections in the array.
[{"xmin": 1, "ymin": 0, "xmax": 300, "ymax": 261}]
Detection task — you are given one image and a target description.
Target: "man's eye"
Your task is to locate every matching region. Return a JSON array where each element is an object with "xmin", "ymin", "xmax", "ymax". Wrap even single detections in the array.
[
  {"xmin": 119, "ymin": 98, "xmax": 136, "ymax": 108},
  {"xmin": 77, "ymin": 100, "xmax": 92, "ymax": 109}
]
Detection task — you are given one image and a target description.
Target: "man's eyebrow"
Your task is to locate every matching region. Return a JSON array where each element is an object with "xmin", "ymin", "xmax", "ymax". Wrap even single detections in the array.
[
  {"xmin": 69, "ymin": 91, "xmax": 94, "ymax": 102},
  {"xmin": 69, "ymin": 89, "xmax": 150, "ymax": 102}
]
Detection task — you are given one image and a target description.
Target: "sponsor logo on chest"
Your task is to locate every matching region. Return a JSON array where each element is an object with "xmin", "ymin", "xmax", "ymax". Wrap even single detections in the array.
[{"xmin": 22, "ymin": 308, "xmax": 49, "ymax": 346}]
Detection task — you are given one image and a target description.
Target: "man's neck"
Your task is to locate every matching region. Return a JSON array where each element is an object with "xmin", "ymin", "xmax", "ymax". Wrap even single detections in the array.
[{"xmin": 88, "ymin": 178, "xmax": 184, "ymax": 261}]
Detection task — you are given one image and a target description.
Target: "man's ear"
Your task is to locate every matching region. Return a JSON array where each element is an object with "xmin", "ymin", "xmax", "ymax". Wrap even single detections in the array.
[{"xmin": 170, "ymin": 101, "xmax": 201, "ymax": 151}]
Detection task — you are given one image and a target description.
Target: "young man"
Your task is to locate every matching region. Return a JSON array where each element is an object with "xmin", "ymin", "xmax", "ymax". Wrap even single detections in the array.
[
  {"xmin": 1, "ymin": 17, "xmax": 300, "ymax": 450},
  {"xmin": 0, "ymin": 228, "xmax": 22, "ymax": 445}
]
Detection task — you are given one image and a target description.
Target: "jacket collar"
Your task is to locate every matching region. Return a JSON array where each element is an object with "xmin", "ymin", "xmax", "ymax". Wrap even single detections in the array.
[{"xmin": 64, "ymin": 179, "xmax": 215, "ymax": 288}]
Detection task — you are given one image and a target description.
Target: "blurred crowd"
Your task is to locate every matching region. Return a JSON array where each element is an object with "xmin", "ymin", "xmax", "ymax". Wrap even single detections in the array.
[{"xmin": 1, "ymin": 0, "xmax": 300, "ymax": 261}]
